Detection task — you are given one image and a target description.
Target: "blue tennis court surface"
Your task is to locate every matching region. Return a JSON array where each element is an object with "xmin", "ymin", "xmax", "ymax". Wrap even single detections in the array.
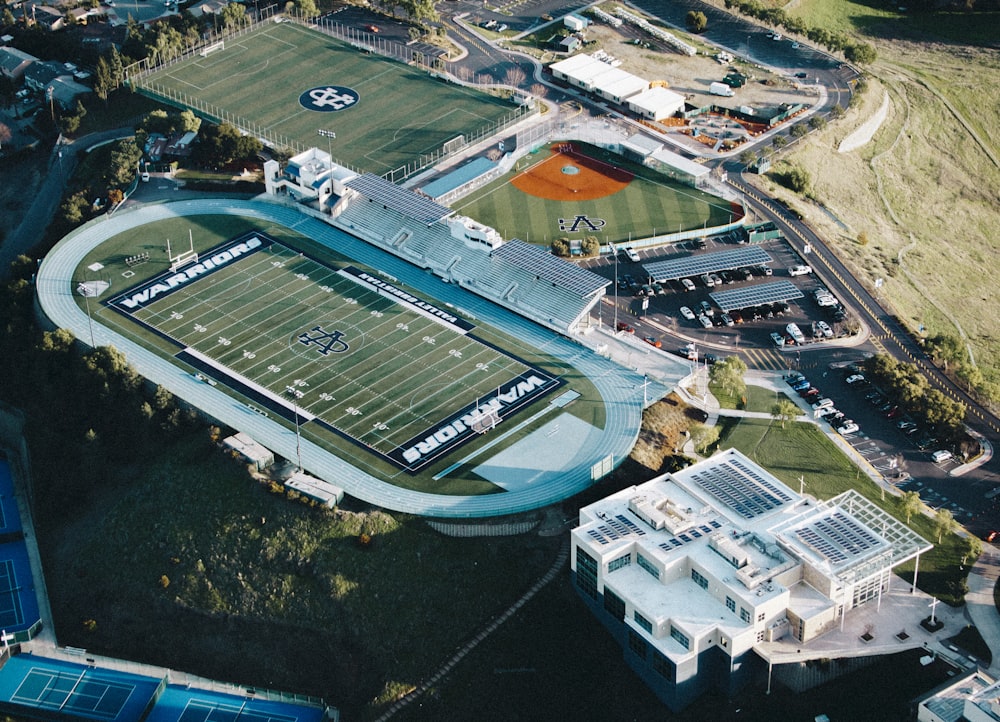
[
  {"xmin": 0, "ymin": 542, "xmax": 38, "ymax": 632},
  {"xmin": 0, "ymin": 459, "xmax": 22, "ymax": 535},
  {"xmin": 0, "ymin": 655, "xmax": 160, "ymax": 721},
  {"xmin": 146, "ymin": 686, "xmax": 326, "ymax": 722}
]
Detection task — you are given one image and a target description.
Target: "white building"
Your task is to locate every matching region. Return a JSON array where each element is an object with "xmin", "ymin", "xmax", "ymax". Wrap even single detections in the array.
[
  {"xmin": 571, "ymin": 448, "xmax": 932, "ymax": 711},
  {"xmin": 264, "ymin": 148, "xmax": 358, "ymax": 208},
  {"xmin": 627, "ymin": 86, "xmax": 685, "ymax": 121},
  {"xmin": 918, "ymin": 670, "xmax": 997, "ymax": 722}
]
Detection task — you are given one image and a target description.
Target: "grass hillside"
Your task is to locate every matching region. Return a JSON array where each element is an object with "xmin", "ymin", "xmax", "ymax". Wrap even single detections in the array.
[{"xmin": 735, "ymin": 0, "xmax": 1000, "ymax": 403}]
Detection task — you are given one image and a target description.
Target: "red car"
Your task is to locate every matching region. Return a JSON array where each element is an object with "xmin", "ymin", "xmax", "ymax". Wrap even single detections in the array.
[{"xmin": 616, "ymin": 322, "xmax": 635, "ymax": 334}]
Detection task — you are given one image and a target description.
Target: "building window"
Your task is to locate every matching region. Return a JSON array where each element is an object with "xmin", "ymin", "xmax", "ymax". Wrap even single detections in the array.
[
  {"xmin": 756, "ymin": 630, "xmax": 766, "ymax": 643},
  {"xmin": 691, "ymin": 568, "xmax": 708, "ymax": 589},
  {"xmin": 758, "ymin": 612, "xmax": 766, "ymax": 623},
  {"xmin": 652, "ymin": 653, "xmax": 674, "ymax": 681},
  {"xmin": 637, "ymin": 553, "xmax": 660, "ymax": 580},
  {"xmin": 634, "ymin": 611, "xmax": 653, "ymax": 634},
  {"xmin": 608, "ymin": 553, "xmax": 631, "ymax": 573},
  {"xmin": 670, "ymin": 625, "xmax": 690, "ymax": 650},
  {"xmin": 726, "ymin": 596, "xmax": 736, "ymax": 613},
  {"xmin": 628, "ymin": 629, "xmax": 647, "ymax": 659},
  {"xmin": 576, "ymin": 548, "xmax": 598, "ymax": 600},
  {"xmin": 740, "ymin": 607, "xmax": 751, "ymax": 624},
  {"xmin": 604, "ymin": 588, "xmax": 626, "ymax": 621}
]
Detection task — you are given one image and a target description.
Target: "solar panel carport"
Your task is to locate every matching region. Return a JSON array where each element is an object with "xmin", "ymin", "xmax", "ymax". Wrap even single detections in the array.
[
  {"xmin": 710, "ymin": 280, "xmax": 804, "ymax": 312},
  {"xmin": 642, "ymin": 247, "xmax": 772, "ymax": 282}
]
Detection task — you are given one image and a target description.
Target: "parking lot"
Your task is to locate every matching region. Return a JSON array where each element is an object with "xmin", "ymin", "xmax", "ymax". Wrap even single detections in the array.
[
  {"xmin": 780, "ymin": 367, "xmax": 991, "ymax": 533},
  {"xmin": 582, "ymin": 230, "xmax": 856, "ymax": 365}
]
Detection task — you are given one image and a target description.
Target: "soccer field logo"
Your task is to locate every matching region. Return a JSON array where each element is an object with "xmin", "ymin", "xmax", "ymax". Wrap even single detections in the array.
[
  {"xmin": 299, "ymin": 85, "xmax": 360, "ymax": 112},
  {"xmin": 104, "ymin": 232, "xmax": 561, "ymax": 474}
]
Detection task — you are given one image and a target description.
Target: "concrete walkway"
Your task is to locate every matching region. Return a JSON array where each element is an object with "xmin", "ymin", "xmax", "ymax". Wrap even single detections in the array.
[{"xmin": 965, "ymin": 545, "xmax": 1000, "ymax": 676}]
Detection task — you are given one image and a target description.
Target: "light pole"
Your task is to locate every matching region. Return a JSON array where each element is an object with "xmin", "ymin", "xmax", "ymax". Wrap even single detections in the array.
[
  {"xmin": 284, "ymin": 386, "xmax": 303, "ymax": 471},
  {"xmin": 317, "ymin": 128, "xmax": 336, "ymax": 160}
]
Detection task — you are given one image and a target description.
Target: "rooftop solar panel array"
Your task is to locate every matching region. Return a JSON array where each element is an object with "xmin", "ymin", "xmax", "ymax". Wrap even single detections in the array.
[
  {"xmin": 710, "ymin": 280, "xmax": 804, "ymax": 312},
  {"xmin": 346, "ymin": 174, "xmax": 452, "ymax": 224},
  {"xmin": 642, "ymin": 247, "xmax": 772, "ymax": 281},
  {"xmin": 492, "ymin": 240, "xmax": 609, "ymax": 297},
  {"xmin": 689, "ymin": 457, "xmax": 793, "ymax": 519},
  {"xmin": 656, "ymin": 519, "xmax": 722, "ymax": 554},
  {"xmin": 586, "ymin": 514, "xmax": 650, "ymax": 545},
  {"xmin": 794, "ymin": 511, "xmax": 882, "ymax": 566}
]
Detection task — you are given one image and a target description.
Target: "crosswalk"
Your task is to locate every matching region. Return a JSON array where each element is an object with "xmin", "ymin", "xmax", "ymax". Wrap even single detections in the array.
[{"xmin": 738, "ymin": 348, "xmax": 823, "ymax": 371}]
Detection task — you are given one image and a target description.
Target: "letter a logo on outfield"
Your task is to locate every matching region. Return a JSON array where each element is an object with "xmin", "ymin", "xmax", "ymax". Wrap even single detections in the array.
[
  {"xmin": 298, "ymin": 326, "xmax": 350, "ymax": 355},
  {"xmin": 559, "ymin": 215, "xmax": 606, "ymax": 233}
]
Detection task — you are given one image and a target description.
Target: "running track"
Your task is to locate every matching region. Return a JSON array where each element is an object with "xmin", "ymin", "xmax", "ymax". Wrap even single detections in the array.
[{"xmin": 36, "ymin": 199, "xmax": 661, "ymax": 517}]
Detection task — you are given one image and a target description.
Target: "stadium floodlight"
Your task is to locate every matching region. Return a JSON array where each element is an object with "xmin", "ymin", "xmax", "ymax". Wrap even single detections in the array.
[
  {"xmin": 284, "ymin": 386, "xmax": 302, "ymax": 471},
  {"xmin": 317, "ymin": 129, "xmax": 336, "ymax": 161}
]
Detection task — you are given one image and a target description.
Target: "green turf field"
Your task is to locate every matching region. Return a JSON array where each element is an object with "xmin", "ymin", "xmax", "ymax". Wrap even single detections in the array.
[
  {"xmin": 105, "ymin": 233, "xmax": 559, "ymax": 472},
  {"xmin": 135, "ymin": 21, "xmax": 523, "ymax": 176},
  {"xmin": 452, "ymin": 142, "xmax": 739, "ymax": 245}
]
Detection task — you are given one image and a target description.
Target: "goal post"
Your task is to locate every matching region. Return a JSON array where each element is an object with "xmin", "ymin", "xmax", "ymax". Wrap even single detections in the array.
[{"xmin": 200, "ymin": 40, "xmax": 225, "ymax": 57}]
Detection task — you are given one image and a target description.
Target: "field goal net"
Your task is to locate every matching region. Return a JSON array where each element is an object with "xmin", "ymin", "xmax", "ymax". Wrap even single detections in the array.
[
  {"xmin": 469, "ymin": 407, "xmax": 502, "ymax": 434},
  {"xmin": 200, "ymin": 40, "xmax": 225, "ymax": 57}
]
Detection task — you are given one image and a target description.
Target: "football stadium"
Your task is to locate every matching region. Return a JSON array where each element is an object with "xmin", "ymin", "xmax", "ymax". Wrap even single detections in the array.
[{"xmin": 38, "ymin": 200, "xmax": 663, "ymax": 517}]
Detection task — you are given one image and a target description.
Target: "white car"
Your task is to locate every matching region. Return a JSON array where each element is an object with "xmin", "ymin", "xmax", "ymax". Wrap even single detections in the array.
[
  {"xmin": 697, "ymin": 314, "xmax": 713, "ymax": 329},
  {"xmin": 837, "ymin": 422, "xmax": 859, "ymax": 434},
  {"xmin": 931, "ymin": 450, "xmax": 953, "ymax": 463},
  {"xmin": 816, "ymin": 320, "xmax": 834, "ymax": 338},
  {"xmin": 788, "ymin": 265, "xmax": 813, "ymax": 276},
  {"xmin": 846, "ymin": 373, "xmax": 866, "ymax": 384},
  {"xmin": 812, "ymin": 398, "xmax": 834, "ymax": 411},
  {"xmin": 624, "ymin": 246, "xmax": 641, "ymax": 262},
  {"xmin": 680, "ymin": 306, "xmax": 696, "ymax": 321}
]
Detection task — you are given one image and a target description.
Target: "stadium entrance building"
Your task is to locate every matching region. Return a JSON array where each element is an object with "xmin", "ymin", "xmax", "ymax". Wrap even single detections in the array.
[{"xmin": 571, "ymin": 449, "xmax": 933, "ymax": 711}]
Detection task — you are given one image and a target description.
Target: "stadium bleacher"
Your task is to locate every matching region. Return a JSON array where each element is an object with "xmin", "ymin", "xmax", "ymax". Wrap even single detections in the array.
[{"xmin": 331, "ymin": 187, "xmax": 608, "ymax": 333}]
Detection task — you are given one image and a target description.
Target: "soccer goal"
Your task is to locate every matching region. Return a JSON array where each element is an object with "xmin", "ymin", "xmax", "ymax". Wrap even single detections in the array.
[{"xmin": 199, "ymin": 40, "xmax": 225, "ymax": 58}]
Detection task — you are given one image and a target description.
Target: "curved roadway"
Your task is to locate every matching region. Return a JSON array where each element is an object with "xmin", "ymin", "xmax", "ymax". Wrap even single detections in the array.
[{"xmin": 36, "ymin": 198, "xmax": 662, "ymax": 518}]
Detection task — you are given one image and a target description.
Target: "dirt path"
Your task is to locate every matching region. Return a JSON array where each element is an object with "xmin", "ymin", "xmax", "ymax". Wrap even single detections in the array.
[{"xmin": 838, "ymin": 90, "xmax": 890, "ymax": 153}]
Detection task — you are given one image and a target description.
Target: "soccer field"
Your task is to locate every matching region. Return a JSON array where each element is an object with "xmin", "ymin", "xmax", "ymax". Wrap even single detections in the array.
[
  {"xmin": 106, "ymin": 233, "xmax": 560, "ymax": 472},
  {"xmin": 136, "ymin": 21, "xmax": 523, "ymax": 176}
]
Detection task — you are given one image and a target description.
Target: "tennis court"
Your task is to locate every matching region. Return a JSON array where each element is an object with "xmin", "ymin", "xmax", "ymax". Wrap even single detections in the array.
[
  {"xmin": 146, "ymin": 686, "xmax": 326, "ymax": 722},
  {"xmin": 0, "ymin": 543, "xmax": 37, "ymax": 633},
  {"xmin": 104, "ymin": 232, "xmax": 561, "ymax": 472},
  {"xmin": 0, "ymin": 559, "xmax": 23, "ymax": 629},
  {"xmin": 0, "ymin": 458, "xmax": 19, "ymax": 535},
  {"xmin": 0, "ymin": 656, "xmax": 161, "ymax": 722}
]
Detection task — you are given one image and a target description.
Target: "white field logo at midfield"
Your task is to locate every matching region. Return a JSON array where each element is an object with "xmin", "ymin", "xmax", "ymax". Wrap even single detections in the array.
[
  {"xmin": 401, "ymin": 374, "xmax": 549, "ymax": 464},
  {"xmin": 116, "ymin": 237, "xmax": 263, "ymax": 310}
]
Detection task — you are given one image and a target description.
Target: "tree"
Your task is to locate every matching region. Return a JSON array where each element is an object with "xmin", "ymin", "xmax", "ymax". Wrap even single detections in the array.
[
  {"xmin": 94, "ymin": 57, "xmax": 113, "ymax": 103},
  {"xmin": 901, "ymin": 490, "xmax": 921, "ymax": 523},
  {"xmin": 845, "ymin": 42, "xmax": 877, "ymax": 65},
  {"xmin": 108, "ymin": 47, "xmax": 125, "ymax": 90},
  {"xmin": 770, "ymin": 398, "xmax": 799, "ymax": 428},
  {"xmin": 772, "ymin": 134, "xmax": 788, "ymax": 149},
  {"xmin": 934, "ymin": 508, "xmax": 956, "ymax": 543},
  {"xmin": 581, "ymin": 236, "xmax": 600, "ymax": 257},
  {"xmin": 961, "ymin": 535, "xmax": 983, "ymax": 566},
  {"xmin": 685, "ymin": 10, "xmax": 707, "ymax": 32},
  {"xmin": 789, "ymin": 122, "xmax": 808, "ymax": 138},
  {"xmin": 107, "ymin": 138, "xmax": 142, "ymax": 187},
  {"xmin": 178, "ymin": 109, "xmax": 201, "ymax": 134},
  {"xmin": 219, "ymin": 1, "xmax": 246, "ymax": 29},
  {"xmin": 529, "ymin": 83, "xmax": 547, "ymax": 99},
  {"xmin": 689, "ymin": 423, "xmax": 720, "ymax": 454},
  {"xmin": 710, "ymin": 356, "xmax": 747, "ymax": 400},
  {"xmin": 925, "ymin": 333, "xmax": 965, "ymax": 370},
  {"xmin": 551, "ymin": 238, "xmax": 570, "ymax": 257},
  {"xmin": 60, "ymin": 192, "xmax": 90, "ymax": 225},
  {"xmin": 0, "ymin": 122, "xmax": 10, "ymax": 151},
  {"xmin": 785, "ymin": 166, "xmax": 811, "ymax": 193},
  {"xmin": 808, "ymin": 114, "xmax": 827, "ymax": 130},
  {"xmin": 738, "ymin": 149, "xmax": 757, "ymax": 168},
  {"xmin": 503, "ymin": 66, "xmax": 526, "ymax": 88}
]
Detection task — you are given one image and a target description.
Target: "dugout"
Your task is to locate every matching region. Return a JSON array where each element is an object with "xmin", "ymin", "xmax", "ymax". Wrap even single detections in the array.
[
  {"xmin": 284, "ymin": 471, "xmax": 344, "ymax": 508},
  {"xmin": 646, "ymin": 147, "xmax": 710, "ymax": 189}
]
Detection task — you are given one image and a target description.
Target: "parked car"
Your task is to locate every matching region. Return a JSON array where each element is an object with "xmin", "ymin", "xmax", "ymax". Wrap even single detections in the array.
[
  {"xmin": 643, "ymin": 336, "xmax": 662, "ymax": 348},
  {"xmin": 697, "ymin": 314, "xmax": 713, "ymax": 328},
  {"xmin": 816, "ymin": 321, "xmax": 834, "ymax": 338},
  {"xmin": 812, "ymin": 398, "xmax": 834, "ymax": 411},
  {"xmin": 788, "ymin": 265, "xmax": 813, "ymax": 276},
  {"xmin": 681, "ymin": 278, "xmax": 696, "ymax": 292},
  {"xmin": 770, "ymin": 332, "xmax": 785, "ymax": 347},
  {"xmin": 720, "ymin": 313, "xmax": 734, "ymax": 327},
  {"xmin": 680, "ymin": 306, "xmax": 696, "ymax": 321},
  {"xmin": 699, "ymin": 301, "xmax": 714, "ymax": 317},
  {"xmin": 700, "ymin": 274, "xmax": 716, "ymax": 288},
  {"xmin": 846, "ymin": 373, "xmax": 866, "ymax": 384},
  {"xmin": 651, "ymin": 282, "xmax": 664, "ymax": 295},
  {"xmin": 837, "ymin": 421, "xmax": 859, "ymax": 434},
  {"xmin": 931, "ymin": 450, "xmax": 953, "ymax": 463},
  {"xmin": 624, "ymin": 246, "xmax": 641, "ymax": 262},
  {"xmin": 616, "ymin": 322, "xmax": 635, "ymax": 334}
]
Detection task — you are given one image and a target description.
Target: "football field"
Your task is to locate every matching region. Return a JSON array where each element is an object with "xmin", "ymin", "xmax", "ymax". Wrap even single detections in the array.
[
  {"xmin": 135, "ymin": 21, "xmax": 522, "ymax": 176},
  {"xmin": 106, "ymin": 233, "xmax": 560, "ymax": 472}
]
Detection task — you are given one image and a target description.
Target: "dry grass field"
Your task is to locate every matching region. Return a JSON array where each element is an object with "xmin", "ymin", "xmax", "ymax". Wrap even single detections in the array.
[{"xmin": 742, "ymin": 15, "xmax": 1000, "ymax": 400}]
